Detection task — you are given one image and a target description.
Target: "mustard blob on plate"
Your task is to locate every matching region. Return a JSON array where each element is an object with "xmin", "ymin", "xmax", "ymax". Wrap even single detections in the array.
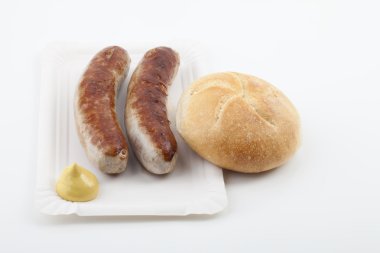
[{"xmin": 56, "ymin": 163, "xmax": 99, "ymax": 202}]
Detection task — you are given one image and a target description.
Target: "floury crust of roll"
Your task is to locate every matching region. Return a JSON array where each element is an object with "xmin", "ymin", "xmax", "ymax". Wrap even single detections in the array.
[
  {"xmin": 176, "ymin": 72, "xmax": 300, "ymax": 173},
  {"xmin": 75, "ymin": 46, "xmax": 130, "ymax": 174}
]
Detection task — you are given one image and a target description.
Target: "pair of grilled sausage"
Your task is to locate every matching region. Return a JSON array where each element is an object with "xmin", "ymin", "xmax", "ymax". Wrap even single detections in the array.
[{"xmin": 74, "ymin": 46, "xmax": 179, "ymax": 174}]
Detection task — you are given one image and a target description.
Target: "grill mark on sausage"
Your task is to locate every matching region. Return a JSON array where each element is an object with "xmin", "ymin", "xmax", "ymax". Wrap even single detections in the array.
[
  {"xmin": 78, "ymin": 46, "xmax": 129, "ymax": 157},
  {"xmin": 129, "ymin": 47, "xmax": 179, "ymax": 161}
]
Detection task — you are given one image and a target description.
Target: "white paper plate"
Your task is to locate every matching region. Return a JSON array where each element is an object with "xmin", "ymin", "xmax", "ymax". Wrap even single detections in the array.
[{"xmin": 35, "ymin": 41, "xmax": 228, "ymax": 216}]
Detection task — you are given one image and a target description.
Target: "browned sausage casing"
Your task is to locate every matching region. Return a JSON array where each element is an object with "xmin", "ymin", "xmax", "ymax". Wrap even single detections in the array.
[
  {"xmin": 75, "ymin": 46, "xmax": 130, "ymax": 174},
  {"xmin": 125, "ymin": 47, "xmax": 180, "ymax": 174}
]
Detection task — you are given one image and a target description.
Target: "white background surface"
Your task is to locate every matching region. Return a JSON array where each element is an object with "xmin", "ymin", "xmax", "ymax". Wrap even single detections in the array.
[{"xmin": 1, "ymin": 0, "xmax": 380, "ymax": 252}]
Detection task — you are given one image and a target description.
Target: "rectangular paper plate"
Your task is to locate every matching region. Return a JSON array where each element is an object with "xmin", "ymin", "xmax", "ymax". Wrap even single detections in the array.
[{"xmin": 35, "ymin": 41, "xmax": 228, "ymax": 216}]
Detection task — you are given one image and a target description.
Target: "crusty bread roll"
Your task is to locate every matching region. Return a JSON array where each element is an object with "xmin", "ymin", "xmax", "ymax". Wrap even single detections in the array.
[{"xmin": 176, "ymin": 72, "xmax": 300, "ymax": 173}]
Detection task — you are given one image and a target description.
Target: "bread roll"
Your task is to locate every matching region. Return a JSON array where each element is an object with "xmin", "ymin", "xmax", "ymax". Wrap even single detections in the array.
[{"xmin": 176, "ymin": 72, "xmax": 300, "ymax": 173}]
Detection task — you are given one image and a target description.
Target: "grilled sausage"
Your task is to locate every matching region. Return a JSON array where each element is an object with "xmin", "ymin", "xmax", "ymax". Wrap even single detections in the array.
[
  {"xmin": 125, "ymin": 47, "xmax": 180, "ymax": 174},
  {"xmin": 74, "ymin": 46, "xmax": 130, "ymax": 174}
]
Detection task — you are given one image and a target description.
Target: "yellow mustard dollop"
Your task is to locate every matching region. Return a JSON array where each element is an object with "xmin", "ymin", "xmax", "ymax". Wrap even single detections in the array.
[{"xmin": 56, "ymin": 163, "xmax": 99, "ymax": 202}]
